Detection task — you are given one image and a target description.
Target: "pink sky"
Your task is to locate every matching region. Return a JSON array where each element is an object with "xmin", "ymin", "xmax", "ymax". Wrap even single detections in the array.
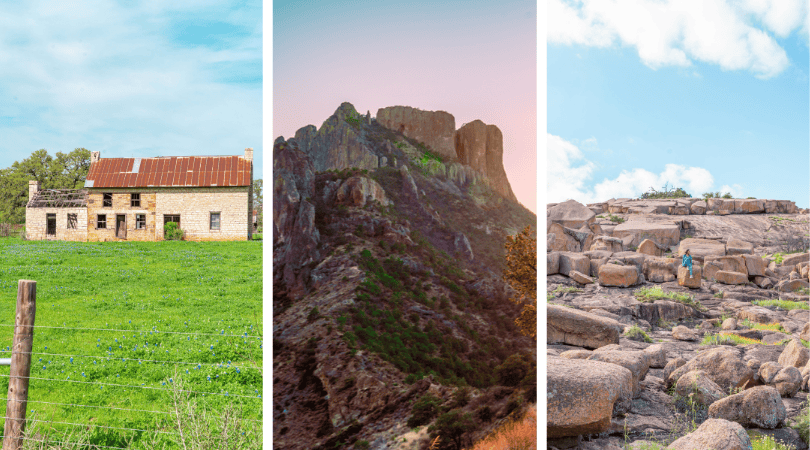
[{"xmin": 273, "ymin": 0, "xmax": 537, "ymax": 213}]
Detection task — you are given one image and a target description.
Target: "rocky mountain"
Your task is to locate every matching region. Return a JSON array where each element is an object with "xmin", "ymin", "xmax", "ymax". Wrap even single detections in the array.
[
  {"xmin": 546, "ymin": 198, "xmax": 809, "ymax": 449},
  {"xmin": 273, "ymin": 102, "xmax": 536, "ymax": 450}
]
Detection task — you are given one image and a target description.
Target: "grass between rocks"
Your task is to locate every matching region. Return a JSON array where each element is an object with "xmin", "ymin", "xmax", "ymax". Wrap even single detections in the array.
[
  {"xmin": 749, "ymin": 433, "xmax": 798, "ymax": 450},
  {"xmin": 0, "ymin": 238, "xmax": 263, "ymax": 448},
  {"xmin": 462, "ymin": 406, "xmax": 535, "ymax": 450},
  {"xmin": 792, "ymin": 405, "xmax": 809, "ymax": 446},
  {"xmin": 751, "ymin": 299, "xmax": 809, "ymax": 310},
  {"xmin": 700, "ymin": 333, "xmax": 764, "ymax": 346},
  {"xmin": 623, "ymin": 324, "xmax": 653, "ymax": 343},
  {"xmin": 633, "ymin": 286, "xmax": 704, "ymax": 311},
  {"xmin": 738, "ymin": 320, "xmax": 785, "ymax": 332}
]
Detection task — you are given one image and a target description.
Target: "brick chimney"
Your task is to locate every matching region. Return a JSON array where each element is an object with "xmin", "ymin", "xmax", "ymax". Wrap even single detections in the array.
[
  {"xmin": 244, "ymin": 148, "xmax": 253, "ymax": 162},
  {"xmin": 91, "ymin": 151, "xmax": 101, "ymax": 163},
  {"xmin": 28, "ymin": 180, "xmax": 40, "ymax": 202}
]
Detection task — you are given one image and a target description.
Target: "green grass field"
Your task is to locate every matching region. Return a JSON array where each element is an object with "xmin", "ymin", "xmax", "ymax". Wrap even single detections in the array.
[{"xmin": 0, "ymin": 238, "xmax": 262, "ymax": 448}]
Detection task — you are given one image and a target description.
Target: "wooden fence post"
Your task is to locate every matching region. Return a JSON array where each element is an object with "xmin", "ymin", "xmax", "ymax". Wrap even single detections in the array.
[{"xmin": 3, "ymin": 280, "xmax": 35, "ymax": 450}]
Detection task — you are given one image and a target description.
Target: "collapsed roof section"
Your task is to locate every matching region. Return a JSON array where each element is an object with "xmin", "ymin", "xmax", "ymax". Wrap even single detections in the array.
[{"xmin": 27, "ymin": 189, "xmax": 88, "ymax": 208}]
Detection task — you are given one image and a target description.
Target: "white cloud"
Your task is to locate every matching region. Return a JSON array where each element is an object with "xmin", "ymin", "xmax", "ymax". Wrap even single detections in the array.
[
  {"xmin": 547, "ymin": 133, "xmax": 719, "ymax": 204},
  {"xmin": 548, "ymin": 0, "xmax": 804, "ymax": 79},
  {"xmin": 0, "ymin": 1, "xmax": 262, "ymax": 174},
  {"xmin": 719, "ymin": 184, "xmax": 745, "ymax": 198}
]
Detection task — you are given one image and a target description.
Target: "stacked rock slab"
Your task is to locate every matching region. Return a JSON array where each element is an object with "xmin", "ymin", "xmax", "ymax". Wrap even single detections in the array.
[{"xmin": 454, "ymin": 120, "xmax": 517, "ymax": 202}]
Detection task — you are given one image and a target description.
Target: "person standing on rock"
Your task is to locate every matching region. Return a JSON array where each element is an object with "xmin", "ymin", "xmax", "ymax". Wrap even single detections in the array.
[{"xmin": 682, "ymin": 249, "xmax": 693, "ymax": 278}]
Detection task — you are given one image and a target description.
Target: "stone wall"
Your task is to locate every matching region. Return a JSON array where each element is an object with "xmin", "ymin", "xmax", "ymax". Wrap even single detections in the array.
[
  {"xmin": 87, "ymin": 190, "xmax": 158, "ymax": 242},
  {"xmin": 25, "ymin": 207, "xmax": 88, "ymax": 241},
  {"xmin": 85, "ymin": 187, "xmax": 250, "ymax": 241}
]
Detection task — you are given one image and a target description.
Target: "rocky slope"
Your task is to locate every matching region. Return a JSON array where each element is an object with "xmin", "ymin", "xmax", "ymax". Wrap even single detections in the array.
[
  {"xmin": 546, "ymin": 198, "xmax": 809, "ymax": 449},
  {"xmin": 273, "ymin": 102, "xmax": 536, "ymax": 450}
]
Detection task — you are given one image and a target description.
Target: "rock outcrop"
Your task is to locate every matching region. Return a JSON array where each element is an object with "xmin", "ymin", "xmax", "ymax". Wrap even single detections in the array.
[
  {"xmin": 294, "ymin": 103, "xmax": 379, "ymax": 171},
  {"xmin": 375, "ymin": 106, "xmax": 456, "ymax": 160},
  {"xmin": 454, "ymin": 120, "xmax": 517, "ymax": 202}
]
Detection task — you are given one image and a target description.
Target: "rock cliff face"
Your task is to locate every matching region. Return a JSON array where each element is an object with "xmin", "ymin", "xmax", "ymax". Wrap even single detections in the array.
[
  {"xmin": 454, "ymin": 120, "xmax": 517, "ymax": 202},
  {"xmin": 375, "ymin": 106, "xmax": 456, "ymax": 161},
  {"xmin": 294, "ymin": 102, "xmax": 379, "ymax": 171},
  {"xmin": 273, "ymin": 102, "xmax": 537, "ymax": 450}
]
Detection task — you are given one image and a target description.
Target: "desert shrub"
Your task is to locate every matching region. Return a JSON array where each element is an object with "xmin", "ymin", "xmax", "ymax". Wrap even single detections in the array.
[
  {"xmin": 449, "ymin": 387, "xmax": 471, "ymax": 409},
  {"xmin": 407, "ymin": 394, "xmax": 442, "ymax": 428},
  {"xmin": 640, "ymin": 184, "xmax": 690, "ymax": 199},
  {"xmin": 163, "ymin": 222, "xmax": 184, "ymax": 240}
]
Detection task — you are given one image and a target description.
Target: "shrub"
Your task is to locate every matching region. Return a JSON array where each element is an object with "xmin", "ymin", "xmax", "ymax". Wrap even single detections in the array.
[
  {"xmin": 164, "ymin": 222, "xmax": 184, "ymax": 240},
  {"xmin": 495, "ymin": 354, "xmax": 531, "ymax": 387},
  {"xmin": 624, "ymin": 324, "xmax": 653, "ymax": 343},
  {"xmin": 429, "ymin": 409, "xmax": 476, "ymax": 450},
  {"xmin": 640, "ymin": 183, "xmax": 690, "ymax": 199},
  {"xmin": 407, "ymin": 394, "xmax": 442, "ymax": 428},
  {"xmin": 791, "ymin": 405, "xmax": 809, "ymax": 445},
  {"xmin": 752, "ymin": 299, "xmax": 808, "ymax": 310}
]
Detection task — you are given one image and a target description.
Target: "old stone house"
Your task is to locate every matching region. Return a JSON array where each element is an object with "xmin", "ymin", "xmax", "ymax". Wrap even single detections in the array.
[{"xmin": 26, "ymin": 149, "xmax": 254, "ymax": 241}]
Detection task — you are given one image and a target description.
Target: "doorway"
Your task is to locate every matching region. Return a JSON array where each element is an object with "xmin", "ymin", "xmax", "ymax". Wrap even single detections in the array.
[
  {"xmin": 46, "ymin": 214, "xmax": 56, "ymax": 236},
  {"xmin": 116, "ymin": 214, "xmax": 127, "ymax": 239}
]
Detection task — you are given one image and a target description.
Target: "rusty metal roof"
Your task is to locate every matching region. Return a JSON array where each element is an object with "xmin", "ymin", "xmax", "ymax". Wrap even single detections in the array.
[{"xmin": 85, "ymin": 156, "xmax": 252, "ymax": 188}]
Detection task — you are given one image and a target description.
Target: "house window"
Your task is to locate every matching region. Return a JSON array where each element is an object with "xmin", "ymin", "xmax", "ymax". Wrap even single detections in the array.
[
  {"xmin": 67, "ymin": 213, "xmax": 77, "ymax": 230},
  {"xmin": 103, "ymin": 193, "xmax": 112, "ymax": 207},
  {"xmin": 131, "ymin": 193, "xmax": 141, "ymax": 207},
  {"xmin": 46, "ymin": 214, "xmax": 56, "ymax": 236},
  {"xmin": 135, "ymin": 214, "xmax": 146, "ymax": 229},
  {"xmin": 97, "ymin": 214, "xmax": 107, "ymax": 229},
  {"xmin": 163, "ymin": 215, "xmax": 180, "ymax": 226},
  {"xmin": 210, "ymin": 212, "xmax": 221, "ymax": 230}
]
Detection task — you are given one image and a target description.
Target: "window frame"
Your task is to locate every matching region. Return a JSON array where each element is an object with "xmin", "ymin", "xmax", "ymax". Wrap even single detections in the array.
[
  {"xmin": 97, "ymin": 214, "xmax": 107, "ymax": 229},
  {"xmin": 67, "ymin": 213, "xmax": 77, "ymax": 230},
  {"xmin": 210, "ymin": 212, "xmax": 221, "ymax": 231},
  {"xmin": 131, "ymin": 193, "xmax": 141, "ymax": 208},
  {"xmin": 102, "ymin": 193, "xmax": 112, "ymax": 207},
  {"xmin": 135, "ymin": 214, "xmax": 146, "ymax": 230}
]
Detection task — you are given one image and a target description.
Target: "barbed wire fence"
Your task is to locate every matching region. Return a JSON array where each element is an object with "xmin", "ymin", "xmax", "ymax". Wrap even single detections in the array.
[{"xmin": 0, "ymin": 280, "xmax": 263, "ymax": 450}]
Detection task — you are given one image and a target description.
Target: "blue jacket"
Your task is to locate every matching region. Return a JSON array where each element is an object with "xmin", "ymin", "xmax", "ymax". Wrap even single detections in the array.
[{"xmin": 682, "ymin": 254, "xmax": 692, "ymax": 267}]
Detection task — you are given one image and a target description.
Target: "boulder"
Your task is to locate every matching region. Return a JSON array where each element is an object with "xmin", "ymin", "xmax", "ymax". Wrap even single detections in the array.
[
  {"xmin": 758, "ymin": 361, "xmax": 783, "ymax": 384},
  {"xmin": 726, "ymin": 238, "xmax": 754, "ymax": 255},
  {"xmin": 643, "ymin": 344, "xmax": 667, "ymax": 368},
  {"xmin": 722, "ymin": 318, "xmax": 737, "ymax": 330},
  {"xmin": 547, "ymin": 304, "xmax": 621, "ymax": 349},
  {"xmin": 772, "ymin": 366, "xmax": 802, "ymax": 397},
  {"xmin": 663, "ymin": 357, "xmax": 687, "ymax": 385},
  {"xmin": 675, "ymin": 370, "xmax": 725, "ymax": 406},
  {"xmin": 637, "ymin": 238, "xmax": 667, "ymax": 257},
  {"xmin": 688, "ymin": 200, "xmax": 707, "ymax": 215},
  {"xmin": 740, "ymin": 199, "xmax": 764, "ymax": 214},
  {"xmin": 743, "ymin": 255, "xmax": 767, "ymax": 277},
  {"xmin": 667, "ymin": 418, "xmax": 752, "ymax": 450},
  {"xmin": 454, "ymin": 120, "xmax": 517, "ymax": 201},
  {"xmin": 589, "ymin": 236, "xmax": 623, "ymax": 252},
  {"xmin": 778, "ymin": 339, "xmax": 810, "ymax": 368},
  {"xmin": 666, "ymin": 347, "xmax": 754, "ymax": 392},
  {"xmin": 752, "ymin": 276, "xmax": 774, "ymax": 289},
  {"xmin": 703, "ymin": 260, "xmax": 724, "ymax": 281},
  {"xmin": 548, "ymin": 223, "xmax": 581, "ymax": 252},
  {"xmin": 548, "ymin": 199, "xmax": 596, "ymax": 230},
  {"xmin": 587, "ymin": 350, "xmax": 650, "ymax": 396},
  {"xmin": 335, "ymin": 176, "xmax": 390, "ymax": 207},
  {"xmin": 737, "ymin": 306, "xmax": 781, "ymax": 324},
  {"xmin": 559, "ymin": 350, "xmax": 593, "ymax": 360},
  {"xmin": 677, "ymin": 265, "xmax": 702, "ymax": 289},
  {"xmin": 598, "ymin": 263, "xmax": 639, "ymax": 287},
  {"xmin": 679, "ymin": 238, "xmax": 726, "ymax": 261},
  {"xmin": 705, "ymin": 255, "xmax": 748, "ymax": 275},
  {"xmin": 569, "ymin": 270, "xmax": 594, "ymax": 285},
  {"xmin": 558, "ymin": 252, "xmax": 590, "ymax": 277},
  {"xmin": 613, "ymin": 221, "xmax": 680, "ymax": 248},
  {"xmin": 643, "ymin": 257, "xmax": 678, "ymax": 283},
  {"xmin": 548, "ymin": 251, "xmax": 560, "ymax": 275},
  {"xmin": 708, "ymin": 386, "xmax": 786, "ymax": 429},
  {"xmin": 715, "ymin": 270, "xmax": 748, "ymax": 285},
  {"xmin": 375, "ymin": 105, "xmax": 456, "ymax": 160},
  {"xmin": 781, "ymin": 252, "xmax": 809, "ymax": 268},
  {"xmin": 547, "ymin": 356, "xmax": 634, "ymax": 438},
  {"xmin": 774, "ymin": 279, "xmax": 810, "ymax": 292},
  {"xmin": 672, "ymin": 325, "xmax": 699, "ymax": 341}
]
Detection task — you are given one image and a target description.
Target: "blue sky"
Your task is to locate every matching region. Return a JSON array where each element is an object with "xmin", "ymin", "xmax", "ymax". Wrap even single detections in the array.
[
  {"xmin": 0, "ymin": 1, "xmax": 262, "ymax": 179},
  {"xmin": 547, "ymin": 0, "xmax": 809, "ymax": 208}
]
